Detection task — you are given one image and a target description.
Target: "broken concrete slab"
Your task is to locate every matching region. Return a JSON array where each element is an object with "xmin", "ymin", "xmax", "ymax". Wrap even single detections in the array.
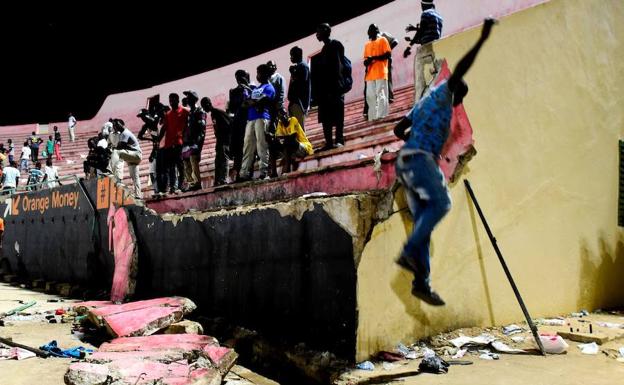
[
  {"xmin": 103, "ymin": 306, "xmax": 183, "ymax": 338},
  {"xmin": 99, "ymin": 334, "xmax": 218, "ymax": 352},
  {"xmin": 67, "ymin": 334, "xmax": 229, "ymax": 385},
  {"xmin": 72, "ymin": 300, "xmax": 113, "ymax": 315},
  {"xmin": 203, "ymin": 345, "xmax": 238, "ymax": 375},
  {"xmin": 88, "ymin": 297, "xmax": 196, "ymax": 327},
  {"xmin": 66, "ymin": 360, "xmax": 222, "ymax": 385},
  {"xmin": 86, "ymin": 349, "xmax": 188, "ymax": 364},
  {"xmin": 164, "ymin": 320, "xmax": 204, "ymax": 335}
]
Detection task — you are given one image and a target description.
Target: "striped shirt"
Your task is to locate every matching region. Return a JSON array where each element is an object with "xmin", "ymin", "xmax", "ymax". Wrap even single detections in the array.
[{"xmin": 415, "ymin": 9, "xmax": 443, "ymax": 45}]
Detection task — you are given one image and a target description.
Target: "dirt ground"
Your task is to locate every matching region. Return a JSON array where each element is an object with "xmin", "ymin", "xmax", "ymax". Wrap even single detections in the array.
[
  {"xmin": 0, "ymin": 283, "xmax": 92, "ymax": 385},
  {"xmin": 337, "ymin": 314, "xmax": 624, "ymax": 385}
]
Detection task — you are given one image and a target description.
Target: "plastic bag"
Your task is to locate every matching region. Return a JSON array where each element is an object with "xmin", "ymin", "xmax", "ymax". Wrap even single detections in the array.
[{"xmin": 539, "ymin": 334, "xmax": 568, "ymax": 354}]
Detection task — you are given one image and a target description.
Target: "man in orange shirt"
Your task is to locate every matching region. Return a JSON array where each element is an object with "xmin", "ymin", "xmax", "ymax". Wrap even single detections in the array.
[
  {"xmin": 159, "ymin": 93, "xmax": 189, "ymax": 193},
  {"xmin": 363, "ymin": 24, "xmax": 392, "ymax": 121}
]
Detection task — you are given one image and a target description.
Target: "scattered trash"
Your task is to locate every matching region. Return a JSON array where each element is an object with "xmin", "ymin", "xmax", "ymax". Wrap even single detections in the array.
[
  {"xmin": 419, "ymin": 354, "xmax": 449, "ymax": 374},
  {"xmin": 596, "ymin": 322, "xmax": 624, "ymax": 329},
  {"xmin": 577, "ymin": 342, "xmax": 599, "ymax": 355},
  {"xmin": 422, "ymin": 347, "xmax": 436, "ymax": 358},
  {"xmin": 376, "ymin": 351, "xmax": 404, "ymax": 362},
  {"xmin": 0, "ymin": 346, "xmax": 36, "ymax": 360},
  {"xmin": 490, "ymin": 341, "xmax": 526, "ymax": 354},
  {"xmin": 356, "ymin": 361, "xmax": 375, "ymax": 371},
  {"xmin": 55, "ymin": 309, "xmax": 66, "ymax": 316},
  {"xmin": 39, "ymin": 340, "xmax": 93, "ymax": 359},
  {"xmin": 502, "ymin": 324, "xmax": 523, "ymax": 336},
  {"xmin": 478, "ymin": 350, "xmax": 499, "ymax": 360},
  {"xmin": 396, "ymin": 343, "xmax": 411, "ymax": 357},
  {"xmin": 449, "ymin": 334, "xmax": 496, "ymax": 349},
  {"xmin": 357, "ymin": 154, "xmax": 367, "ymax": 160},
  {"xmin": 452, "ymin": 348, "xmax": 467, "ymax": 359},
  {"xmin": 539, "ymin": 334, "xmax": 568, "ymax": 354},
  {"xmin": 511, "ymin": 336, "xmax": 525, "ymax": 343},
  {"xmin": 0, "ymin": 301, "xmax": 37, "ymax": 319},
  {"xmin": 539, "ymin": 318, "xmax": 566, "ymax": 326},
  {"xmin": 382, "ymin": 362, "xmax": 399, "ymax": 371}
]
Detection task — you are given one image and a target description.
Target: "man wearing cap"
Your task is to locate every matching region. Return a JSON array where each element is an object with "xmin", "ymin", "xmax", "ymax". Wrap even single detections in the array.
[
  {"xmin": 182, "ymin": 90, "xmax": 206, "ymax": 191},
  {"xmin": 363, "ymin": 24, "xmax": 392, "ymax": 121},
  {"xmin": 201, "ymin": 97, "xmax": 232, "ymax": 186},
  {"xmin": 393, "ymin": 18, "xmax": 496, "ymax": 306},
  {"xmin": 110, "ymin": 119, "xmax": 143, "ymax": 199},
  {"xmin": 406, "ymin": 0, "xmax": 444, "ymax": 99}
]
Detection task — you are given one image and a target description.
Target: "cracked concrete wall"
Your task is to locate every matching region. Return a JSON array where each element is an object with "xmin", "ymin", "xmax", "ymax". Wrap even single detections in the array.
[
  {"xmin": 157, "ymin": 192, "xmax": 393, "ymax": 268},
  {"xmin": 128, "ymin": 192, "xmax": 396, "ymax": 358},
  {"xmin": 355, "ymin": 0, "xmax": 624, "ymax": 361}
]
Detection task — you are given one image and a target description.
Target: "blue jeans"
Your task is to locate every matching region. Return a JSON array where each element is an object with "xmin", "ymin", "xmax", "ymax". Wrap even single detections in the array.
[
  {"xmin": 396, "ymin": 152, "xmax": 451, "ymax": 284},
  {"xmin": 20, "ymin": 159, "xmax": 28, "ymax": 172}
]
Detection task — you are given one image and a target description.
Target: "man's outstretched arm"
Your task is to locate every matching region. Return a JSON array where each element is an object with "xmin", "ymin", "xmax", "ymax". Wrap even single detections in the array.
[{"xmin": 448, "ymin": 18, "xmax": 496, "ymax": 91}]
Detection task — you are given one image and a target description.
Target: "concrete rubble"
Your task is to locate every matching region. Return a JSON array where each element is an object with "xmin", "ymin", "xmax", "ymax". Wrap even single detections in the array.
[{"xmin": 65, "ymin": 298, "xmax": 239, "ymax": 385}]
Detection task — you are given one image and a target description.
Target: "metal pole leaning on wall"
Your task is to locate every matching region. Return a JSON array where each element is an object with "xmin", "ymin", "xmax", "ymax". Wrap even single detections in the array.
[{"xmin": 464, "ymin": 179, "xmax": 546, "ymax": 356}]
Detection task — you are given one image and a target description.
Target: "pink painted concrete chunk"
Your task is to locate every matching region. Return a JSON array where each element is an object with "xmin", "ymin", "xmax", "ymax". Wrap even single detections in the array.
[
  {"xmin": 103, "ymin": 306, "xmax": 183, "ymax": 337},
  {"xmin": 109, "ymin": 334, "xmax": 217, "ymax": 346},
  {"xmin": 91, "ymin": 297, "xmax": 196, "ymax": 320},
  {"xmin": 99, "ymin": 330, "xmax": 218, "ymax": 352},
  {"xmin": 109, "ymin": 207, "xmax": 139, "ymax": 303},
  {"xmin": 434, "ymin": 61, "xmax": 476, "ymax": 183},
  {"xmin": 202, "ymin": 345, "xmax": 238, "ymax": 375}
]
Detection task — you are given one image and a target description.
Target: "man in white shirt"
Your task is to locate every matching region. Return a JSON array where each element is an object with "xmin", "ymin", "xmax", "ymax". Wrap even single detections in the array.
[
  {"xmin": 109, "ymin": 119, "xmax": 143, "ymax": 199},
  {"xmin": 68, "ymin": 113, "xmax": 77, "ymax": 142},
  {"xmin": 2, "ymin": 161, "xmax": 20, "ymax": 192},
  {"xmin": 20, "ymin": 141, "xmax": 31, "ymax": 172},
  {"xmin": 43, "ymin": 158, "xmax": 61, "ymax": 188},
  {"xmin": 104, "ymin": 120, "xmax": 124, "ymax": 179}
]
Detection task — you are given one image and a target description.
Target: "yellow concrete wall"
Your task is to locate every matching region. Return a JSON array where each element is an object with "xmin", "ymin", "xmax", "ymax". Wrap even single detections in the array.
[{"xmin": 356, "ymin": 0, "xmax": 624, "ymax": 360}]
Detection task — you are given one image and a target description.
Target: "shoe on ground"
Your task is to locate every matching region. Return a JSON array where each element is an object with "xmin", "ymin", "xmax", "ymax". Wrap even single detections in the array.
[
  {"xmin": 411, "ymin": 282, "xmax": 445, "ymax": 306},
  {"xmin": 335, "ymin": 142, "xmax": 344, "ymax": 148},
  {"xmin": 190, "ymin": 183, "xmax": 202, "ymax": 191},
  {"xmin": 319, "ymin": 144, "xmax": 334, "ymax": 152}
]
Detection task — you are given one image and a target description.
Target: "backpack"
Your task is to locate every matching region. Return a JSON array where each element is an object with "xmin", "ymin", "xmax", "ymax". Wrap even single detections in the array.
[{"xmin": 338, "ymin": 54, "xmax": 353, "ymax": 94}]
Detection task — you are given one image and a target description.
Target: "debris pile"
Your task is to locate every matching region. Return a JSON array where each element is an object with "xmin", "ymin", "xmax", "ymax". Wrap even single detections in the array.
[{"xmin": 64, "ymin": 297, "xmax": 238, "ymax": 385}]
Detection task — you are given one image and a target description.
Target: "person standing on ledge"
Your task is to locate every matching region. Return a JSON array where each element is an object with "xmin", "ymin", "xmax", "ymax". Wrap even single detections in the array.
[
  {"xmin": 393, "ymin": 18, "xmax": 496, "ymax": 306},
  {"xmin": 68, "ymin": 112, "xmax": 77, "ymax": 142}
]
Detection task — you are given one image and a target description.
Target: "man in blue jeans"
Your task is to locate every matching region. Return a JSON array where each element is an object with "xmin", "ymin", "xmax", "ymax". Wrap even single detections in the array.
[{"xmin": 393, "ymin": 18, "xmax": 496, "ymax": 306}]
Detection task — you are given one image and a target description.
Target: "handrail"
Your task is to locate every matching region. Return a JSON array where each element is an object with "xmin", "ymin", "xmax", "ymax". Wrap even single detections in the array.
[{"xmin": 1, "ymin": 174, "xmax": 80, "ymax": 196}]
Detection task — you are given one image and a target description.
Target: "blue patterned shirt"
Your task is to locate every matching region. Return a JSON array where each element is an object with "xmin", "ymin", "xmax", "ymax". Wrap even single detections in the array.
[{"xmin": 402, "ymin": 81, "xmax": 452, "ymax": 157}]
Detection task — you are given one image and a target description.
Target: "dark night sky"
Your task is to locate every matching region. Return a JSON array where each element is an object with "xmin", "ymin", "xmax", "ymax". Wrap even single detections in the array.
[{"xmin": 0, "ymin": 1, "xmax": 391, "ymax": 126}]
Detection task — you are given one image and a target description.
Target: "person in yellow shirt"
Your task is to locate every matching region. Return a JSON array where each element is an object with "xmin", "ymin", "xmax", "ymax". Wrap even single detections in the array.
[
  {"xmin": 275, "ymin": 108, "xmax": 313, "ymax": 174},
  {"xmin": 363, "ymin": 24, "xmax": 392, "ymax": 121}
]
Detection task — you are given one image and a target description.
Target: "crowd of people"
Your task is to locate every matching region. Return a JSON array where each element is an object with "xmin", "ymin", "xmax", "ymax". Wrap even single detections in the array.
[
  {"xmin": 4, "ymin": 1, "xmax": 445, "ymax": 202},
  {"xmin": 82, "ymin": 20, "xmax": 408, "ymax": 199},
  {"xmin": 0, "ymin": 124, "xmax": 64, "ymax": 192}
]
